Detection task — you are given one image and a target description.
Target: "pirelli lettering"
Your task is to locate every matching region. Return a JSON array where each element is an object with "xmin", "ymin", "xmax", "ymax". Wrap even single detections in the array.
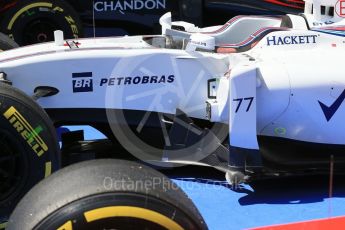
[{"xmin": 3, "ymin": 106, "xmax": 48, "ymax": 156}]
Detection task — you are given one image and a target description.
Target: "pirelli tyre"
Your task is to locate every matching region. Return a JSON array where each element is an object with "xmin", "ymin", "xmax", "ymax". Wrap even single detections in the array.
[
  {"xmin": 7, "ymin": 159, "xmax": 208, "ymax": 230},
  {"xmin": 0, "ymin": 0, "xmax": 82, "ymax": 46},
  {"xmin": 0, "ymin": 83, "xmax": 60, "ymax": 227},
  {"xmin": 0, "ymin": 33, "xmax": 18, "ymax": 51}
]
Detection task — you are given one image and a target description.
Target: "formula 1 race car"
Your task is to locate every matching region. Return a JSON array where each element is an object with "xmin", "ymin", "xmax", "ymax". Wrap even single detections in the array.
[
  {"xmin": 0, "ymin": 0, "xmax": 304, "ymax": 45},
  {"xmin": 0, "ymin": 0, "xmax": 343, "ymax": 225}
]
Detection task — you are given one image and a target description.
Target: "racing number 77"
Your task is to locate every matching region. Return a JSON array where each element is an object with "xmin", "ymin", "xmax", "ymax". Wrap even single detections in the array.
[{"xmin": 233, "ymin": 97, "xmax": 254, "ymax": 113}]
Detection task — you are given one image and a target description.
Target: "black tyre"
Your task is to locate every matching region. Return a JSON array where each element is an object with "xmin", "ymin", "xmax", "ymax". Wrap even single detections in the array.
[
  {"xmin": 0, "ymin": 83, "xmax": 60, "ymax": 226},
  {"xmin": 0, "ymin": 33, "xmax": 18, "ymax": 51},
  {"xmin": 0, "ymin": 0, "xmax": 82, "ymax": 46},
  {"xmin": 8, "ymin": 159, "xmax": 207, "ymax": 230}
]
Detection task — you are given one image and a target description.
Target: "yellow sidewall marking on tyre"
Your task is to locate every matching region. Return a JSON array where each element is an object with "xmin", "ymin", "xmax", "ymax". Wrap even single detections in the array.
[
  {"xmin": 53, "ymin": 6, "xmax": 64, "ymax": 13},
  {"xmin": 84, "ymin": 206, "xmax": 184, "ymax": 230},
  {"xmin": 0, "ymin": 222, "xmax": 7, "ymax": 229},
  {"xmin": 3, "ymin": 106, "xmax": 48, "ymax": 156},
  {"xmin": 57, "ymin": 220, "xmax": 72, "ymax": 230},
  {"xmin": 8, "ymin": 2, "xmax": 53, "ymax": 30},
  {"xmin": 45, "ymin": 161, "xmax": 52, "ymax": 178}
]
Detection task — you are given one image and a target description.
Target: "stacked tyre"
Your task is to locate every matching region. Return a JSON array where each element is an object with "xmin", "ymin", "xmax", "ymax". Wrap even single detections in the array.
[
  {"xmin": 0, "ymin": 0, "xmax": 82, "ymax": 46},
  {"xmin": 0, "ymin": 83, "xmax": 60, "ymax": 228}
]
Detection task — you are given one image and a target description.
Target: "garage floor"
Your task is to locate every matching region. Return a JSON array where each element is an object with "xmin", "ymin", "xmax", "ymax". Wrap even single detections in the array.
[{"xmin": 64, "ymin": 126, "xmax": 345, "ymax": 230}]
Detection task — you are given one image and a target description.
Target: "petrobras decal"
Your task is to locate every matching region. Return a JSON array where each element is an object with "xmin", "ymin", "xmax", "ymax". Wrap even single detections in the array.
[
  {"xmin": 266, "ymin": 35, "xmax": 318, "ymax": 46},
  {"xmin": 94, "ymin": 0, "xmax": 166, "ymax": 14},
  {"xmin": 72, "ymin": 72, "xmax": 93, "ymax": 93},
  {"xmin": 100, "ymin": 75, "xmax": 175, "ymax": 86}
]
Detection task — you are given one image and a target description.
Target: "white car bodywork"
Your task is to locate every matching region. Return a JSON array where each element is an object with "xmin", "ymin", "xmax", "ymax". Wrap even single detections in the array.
[{"xmin": 0, "ymin": 0, "xmax": 344, "ymax": 182}]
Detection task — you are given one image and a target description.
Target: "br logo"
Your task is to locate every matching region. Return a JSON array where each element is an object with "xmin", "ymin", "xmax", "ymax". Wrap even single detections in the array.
[
  {"xmin": 336, "ymin": 0, "xmax": 345, "ymax": 18},
  {"xmin": 72, "ymin": 72, "xmax": 93, "ymax": 93}
]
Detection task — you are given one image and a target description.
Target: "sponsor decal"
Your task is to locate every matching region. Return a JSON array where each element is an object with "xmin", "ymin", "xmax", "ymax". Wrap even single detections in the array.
[
  {"xmin": 3, "ymin": 106, "xmax": 48, "ymax": 156},
  {"xmin": 266, "ymin": 35, "xmax": 318, "ymax": 46},
  {"xmin": 100, "ymin": 75, "xmax": 175, "ymax": 86},
  {"xmin": 207, "ymin": 78, "xmax": 219, "ymax": 99},
  {"xmin": 318, "ymin": 89, "xmax": 345, "ymax": 122},
  {"xmin": 336, "ymin": 0, "xmax": 345, "ymax": 18},
  {"xmin": 274, "ymin": 127, "xmax": 287, "ymax": 136},
  {"xmin": 72, "ymin": 72, "xmax": 93, "ymax": 93},
  {"xmin": 313, "ymin": 21, "xmax": 335, "ymax": 26},
  {"xmin": 190, "ymin": 40, "xmax": 207, "ymax": 47},
  {"xmin": 94, "ymin": 0, "xmax": 166, "ymax": 14}
]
